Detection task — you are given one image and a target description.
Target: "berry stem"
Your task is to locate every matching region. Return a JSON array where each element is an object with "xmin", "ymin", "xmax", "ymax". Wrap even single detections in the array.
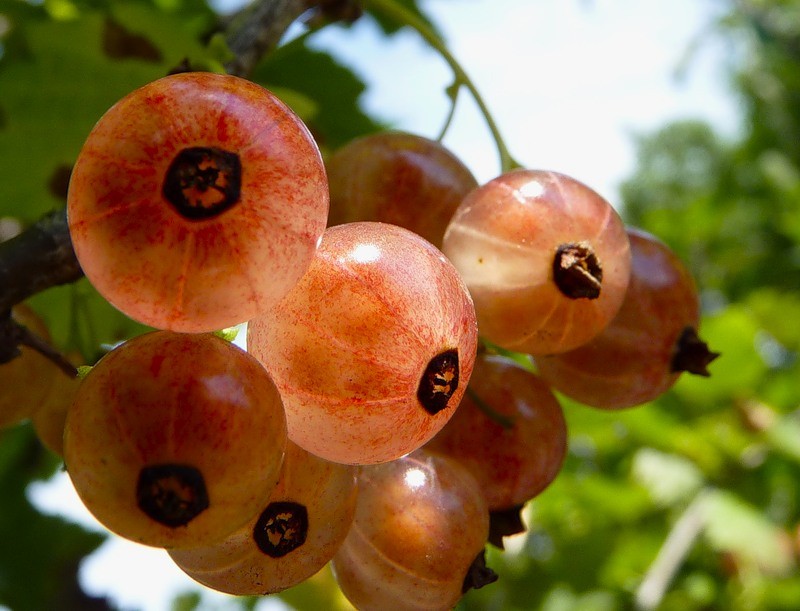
[
  {"xmin": 466, "ymin": 385, "xmax": 514, "ymax": 429},
  {"xmin": 0, "ymin": 311, "xmax": 78, "ymax": 377},
  {"xmin": 361, "ymin": 0, "xmax": 521, "ymax": 173}
]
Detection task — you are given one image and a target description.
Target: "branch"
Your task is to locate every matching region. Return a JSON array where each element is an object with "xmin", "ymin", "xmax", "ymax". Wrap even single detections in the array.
[
  {"xmin": 0, "ymin": 210, "xmax": 82, "ymax": 314},
  {"xmin": 0, "ymin": 0, "xmax": 331, "ymax": 317},
  {"xmin": 635, "ymin": 489, "xmax": 711, "ymax": 610},
  {"xmin": 224, "ymin": 0, "xmax": 312, "ymax": 77}
]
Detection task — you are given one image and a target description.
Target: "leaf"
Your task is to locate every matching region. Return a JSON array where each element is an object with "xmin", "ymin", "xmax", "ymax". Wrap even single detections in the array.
[
  {"xmin": 673, "ymin": 305, "xmax": 768, "ymax": 405},
  {"xmin": 276, "ymin": 564, "xmax": 355, "ymax": 610},
  {"xmin": 253, "ymin": 37, "xmax": 385, "ymax": 152},
  {"xmin": 365, "ymin": 0, "xmax": 443, "ymax": 40},
  {"xmin": 28, "ymin": 278, "xmax": 151, "ymax": 364},
  {"xmin": 631, "ymin": 448, "xmax": 704, "ymax": 507},
  {"xmin": 701, "ymin": 489, "xmax": 795, "ymax": 576},
  {"xmin": 0, "ymin": 3, "xmax": 216, "ymax": 223},
  {"xmin": 0, "ymin": 425, "xmax": 107, "ymax": 610},
  {"xmin": 747, "ymin": 287, "xmax": 800, "ymax": 352}
]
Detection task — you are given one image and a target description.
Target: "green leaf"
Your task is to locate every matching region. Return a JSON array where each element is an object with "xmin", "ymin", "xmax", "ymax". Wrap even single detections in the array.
[
  {"xmin": 28, "ymin": 278, "xmax": 151, "ymax": 363},
  {"xmin": 365, "ymin": 0, "xmax": 443, "ymax": 39},
  {"xmin": 674, "ymin": 305, "xmax": 767, "ymax": 405},
  {"xmin": 253, "ymin": 37, "xmax": 385, "ymax": 152},
  {"xmin": 0, "ymin": 425, "xmax": 106, "ymax": 610},
  {"xmin": 0, "ymin": 3, "xmax": 215, "ymax": 223},
  {"xmin": 701, "ymin": 489, "xmax": 795, "ymax": 576},
  {"xmin": 632, "ymin": 448, "xmax": 704, "ymax": 507}
]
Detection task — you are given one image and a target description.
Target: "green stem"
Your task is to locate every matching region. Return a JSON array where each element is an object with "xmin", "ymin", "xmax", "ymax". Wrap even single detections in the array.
[
  {"xmin": 466, "ymin": 385, "xmax": 514, "ymax": 429},
  {"xmin": 435, "ymin": 82, "xmax": 460, "ymax": 142},
  {"xmin": 361, "ymin": 0, "xmax": 521, "ymax": 173}
]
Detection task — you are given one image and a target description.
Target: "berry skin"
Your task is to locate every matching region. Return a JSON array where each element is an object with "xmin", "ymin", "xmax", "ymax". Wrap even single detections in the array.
[
  {"xmin": 442, "ymin": 169, "xmax": 631, "ymax": 355},
  {"xmin": 326, "ymin": 131, "xmax": 478, "ymax": 248},
  {"xmin": 63, "ymin": 331, "xmax": 287, "ymax": 548},
  {"xmin": 1, "ymin": 305, "xmax": 59, "ymax": 430},
  {"xmin": 535, "ymin": 227, "xmax": 717, "ymax": 409},
  {"xmin": 31, "ymin": 357, "xmax": 81, "ymax": 457},
  {"xmin": 247, "ymin": 221, "xmax": 478, "ymax": 465},
  {"xmin": 426, "ymin": 353, "xmax": 567, "ymax": 510},
  {"xmin": 331, "ymin": 449, "xmax": 490, "ymax": 611},
  {"xmin": 168, "ymin": 441, "xmax": 357, "ymax": 595},
  {"xmin": 67, "ymin": 71, "xmax": 329, "ymax": 333}
]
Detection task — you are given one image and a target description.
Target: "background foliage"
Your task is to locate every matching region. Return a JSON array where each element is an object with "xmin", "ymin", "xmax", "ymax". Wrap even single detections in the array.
[{"xmin": 1, "ymin": 0, "xmax": 800, "ymax": 609}]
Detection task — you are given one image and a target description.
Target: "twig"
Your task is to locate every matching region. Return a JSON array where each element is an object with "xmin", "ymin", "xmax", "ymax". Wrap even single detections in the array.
[
  {"xmin": 0, "ymin": 210, "xmax": 82, "ymax": 314},
  {"xmin": 635, "ymin": 488, "xmax": 711, "ymax": 610},
  {"xmin": 224, "ymin": 0, "xmax": 312, "ymax": 77}
]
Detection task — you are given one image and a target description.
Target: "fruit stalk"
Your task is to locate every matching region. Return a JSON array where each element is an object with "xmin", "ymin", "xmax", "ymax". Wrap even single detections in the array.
[{"xmin": 361, "ymin": 0, "xmax": 521, "ymax": 173}]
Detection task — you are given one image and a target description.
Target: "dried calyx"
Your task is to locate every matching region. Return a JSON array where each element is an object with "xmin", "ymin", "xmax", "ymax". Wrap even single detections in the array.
[
  {"xmin": 670, "ymin": 326, "xmax": 720, "ymax": 376},
  {"xmin": 553, "ymin": 241, "xmax": 603, "ymax": 299}
]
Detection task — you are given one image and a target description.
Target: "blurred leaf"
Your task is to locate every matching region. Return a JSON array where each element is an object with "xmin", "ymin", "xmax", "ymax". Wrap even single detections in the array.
[
  {"xmin": 747, "ymin": 288, "xmax": 800, "ymax": 352},
  {"xmin": 253, "ymin": 36, "xmax": 385, "ymax": 152},
  {"xmin": 0, "ymin": 1, "xmax": 215, "ymax": 223},
  {"xmin": 701, "ymin": 489, "xmax": 795, "ymax": 576},
  {"xmin": 365, "ymin": 0, "xmax": 442, "ymax": 39},
  {"xmin": 674, "ymin": 305, "xmax": 767, "ymax": 405},
  {"xmin": 28, "ymin": 278, "xmax": 151, "ymax": 363},
  {"xmin": 632, "ymin": 448, "xmax": 704, "ymax": 507},
  {"xmin": 0, "ymin": 425, "xmax": 107, "ymax": 610},
  {"xmin": 765, "ymin": 412, "xmax": 800, "ymax": 464},
  {"xmin": 277, "ymin": 564, "xmax": 355, "ymax": 610},
  {"xmin": 540, "ymin": 586, "xmax": 619, "ymax": 611}
]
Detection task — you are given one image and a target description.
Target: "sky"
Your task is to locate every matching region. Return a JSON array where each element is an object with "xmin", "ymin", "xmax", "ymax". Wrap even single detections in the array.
[{"xmin": 22, "ymin": 2, "xmax": 741, "ymax": 611}]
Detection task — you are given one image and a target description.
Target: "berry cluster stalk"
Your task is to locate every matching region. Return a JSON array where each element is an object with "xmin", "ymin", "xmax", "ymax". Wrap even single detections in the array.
[{"xmin": 361, "ymin": 0, "xmax": 521, "ymax": 173}]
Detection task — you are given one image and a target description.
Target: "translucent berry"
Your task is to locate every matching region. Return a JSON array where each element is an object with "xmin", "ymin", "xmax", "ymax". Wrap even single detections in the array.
[
  {"xmin": 63, "ymin": 331, "xmax": 287, "ymax": 548},
  {"xmin": 426, "ymin": 353, "xmax": 567, "ymax": 510},
  {"xmin": 327, "ymin": 131, "xmax": 478, "ymax": 247},
  {"xmin": 169, "ymin": 441, "xmax": 357, "ymax": 595},
  {"xmin": 247, "ymin": 221, "xmax": 478, "ymax": 465},
  {"xmin": 442, "ymin": 169, "xmax": 631, "ymax": 355},
  {"xmin": 331, "ymin": 449, "xmax": 490, "ymax": 611},
  {"xmin": 535, "ymin": 227, "xmax": 718, "ymax": 409},
  {"xmin": 67, "ymin": 71, "xmax": 329, "ymax": 332},
  {"xmin": 1, "ymin": 305, "xmax": 59, "ymax": 430}
]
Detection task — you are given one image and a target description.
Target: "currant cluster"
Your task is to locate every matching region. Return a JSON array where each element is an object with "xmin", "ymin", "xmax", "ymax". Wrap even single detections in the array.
[{"xmin": 1, "ymin": 69, "xmax": 718, "ymax": 610}]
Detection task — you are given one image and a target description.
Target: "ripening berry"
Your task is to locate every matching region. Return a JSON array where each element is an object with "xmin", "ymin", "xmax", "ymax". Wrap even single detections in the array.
[
  {"xmin": 327, "ymin": 131, "xmax": 478, "ymax": 247},
  {"xmin": 169, "ymin": 441, "xmax": 357, "ymax": 595},
  {"xmin": 442, "ymin": 169, "xmax": 631, "ymax": 355},
  {"xmin": 331, "ymin": 449, "xmax": 490, "ymax": 611},
  {"xmin": 535, "ymin": 227, "xmax": 719, "ymax": 409},
  {"xmin": 31, "ymin": 358, "xmax": 82, "ymax": 457},
  {"xmin": 1, "ymin": 305, "xmax": 59, "ymax": 430},
  {"xmin": 67, "ymin": 71, "xmax": 329, "ymax": 333},
  {"xmin": 426, "ymin": 353, "xmax": 567, "ymax": 510},
  {"xmin": 64, "ymin": 331, "xmax": 287, "ymax": 548},
  {"xmin": 247, "ymin": 221, "xmax": 478, "ymax": 465}
]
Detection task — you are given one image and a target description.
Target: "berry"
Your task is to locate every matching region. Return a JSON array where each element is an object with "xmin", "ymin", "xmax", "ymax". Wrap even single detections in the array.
[
  {"xmin": 67, "ymin": 71, "xmax": 329, "ymax": 333},
  {"xmin": 247, "ymin": 221, "xmax": 478, "ymax": 465},
  {"xmin": 534, "ymin": 227, "xmax": 718, "ymax": 409},
  {"xmin": 63, "ymin": 331, "xmax": 287, "ymax": 548},
  {"xmin": 0, "ymin": 305, "xmax": 59, "ymax": 430},
  {"xmin": 327, "ymin": 131, "xmax": 478, "ymax": 247},
  {"xmin": 168, "ymin": 441, "xmax": 357, "ymax": 595},
  {"xmin": 426, "ymin": 353, "xmax": 567, "ymax": 510},
  {"xmin": 331, "ymin": 449, "xmax": 490, "ymax": 611},
  {"xmin": 31, "ymin": 356, "xmax": 82, "ymax": 456},
  {"xmin": 442, "ymin": 169, "xmax": 631, "ymax": 355}
]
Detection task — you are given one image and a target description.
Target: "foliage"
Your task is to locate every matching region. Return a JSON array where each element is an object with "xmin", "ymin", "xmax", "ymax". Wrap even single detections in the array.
[{"xmin": 1, "ymin": 0, "xmax": 799, "ymax": 610}]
